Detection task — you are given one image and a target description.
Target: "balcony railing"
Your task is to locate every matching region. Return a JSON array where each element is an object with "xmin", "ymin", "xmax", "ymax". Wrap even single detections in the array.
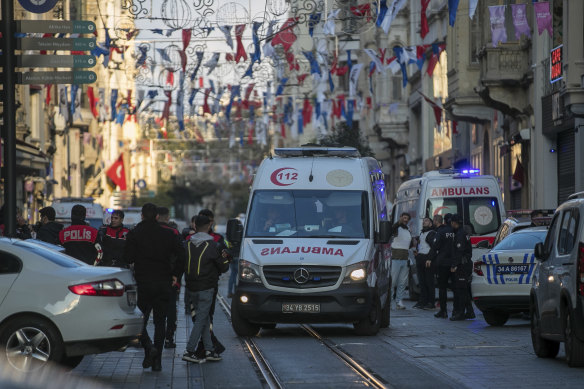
[{"xmin": 479, "ymin": 42, "xmax": 531, "ymax": 86}]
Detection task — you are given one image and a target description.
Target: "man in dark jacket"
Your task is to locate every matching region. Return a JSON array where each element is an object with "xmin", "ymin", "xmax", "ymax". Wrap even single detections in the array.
[
  {"xmin": 431, "ymin": 213, "xmax": 456, "ymax": 318},
  {"xmin": 182, "ymin": 214, "xmax": 230, "ymax": 364},
  {"xmin": 124, "ymin": 203, "xmax": 186, "ymax": 372},
  {"xmin": 35, "ymin": 207, "xmax": 64, "ymax": 245},
  {"xmin": 413, "ymin": 217, "xmax": 436, "ymax": 310},
  {"xmin": 59, "ymin": 205, "xmax": 101, "ymax": 265},
  {"xmin": 450, "ymin": 214, "xmax": 474, "ymax": 321},
  {"xmin": 97, "ymin": 210, "xmax": 130, "ymax": 267}
]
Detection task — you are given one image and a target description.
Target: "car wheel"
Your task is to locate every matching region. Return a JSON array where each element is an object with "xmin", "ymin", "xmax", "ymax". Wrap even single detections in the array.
[
  {"xmin": 354, "ymin": 296, "xmax": 381, "ymax": 336},
  {"xmin": 564, "ymin": 307, "xmax": 584, "ymax": 367},
  {"xmin": 530, "ymin": 303, "xmax": 559, "ymax": 358},
  {"xmin": 0, "ymin": 316, "xmax": 64, "ymax": 372},
  {"xmin": 231, "ymin": 303, "xmax": 260, "ymax": 337},
  {"xmin": 59, "ymin": 355, "xmax": 84, "ymax": 370},
  {"xmin": 260, "ymin": 323, "xmax": 277, "ymax": 330},
  {"xmin": 482, "ymin": 310, "xmax": 509, "ymax": 326},
  {"xmin": 380, "ymin": 289, "xmax": 391, "ymax": 328}
]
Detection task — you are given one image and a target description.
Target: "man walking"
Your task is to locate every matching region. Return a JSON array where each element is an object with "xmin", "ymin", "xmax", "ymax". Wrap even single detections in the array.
[
  {"xmin": 391, "ymin": 212, "xmax": 414, "ymax": 310},
  {"xmin": 432, "ymin": 214, "xmax": 456, "ymax": 318},
  {"xmin": 182, "ymin": 214, "xmax": 230, "ymax": 364},
  {"xmin": 124, "ymin": 203, "xmax": 185, "ymax": 372},
  {"xmin": 97, "ymin": 210, "xmax": 130, "ymax": 268},
  {"xmin": 59, "ymin": 204, "xmax": 101, "ymax": 265},
  {"xmin": 413, "ymin": 217, "xmax": 436, "ymax": 310},
  {"xmin": 35, "ymin": 206, "xmax": 63, "ymax": 245}
]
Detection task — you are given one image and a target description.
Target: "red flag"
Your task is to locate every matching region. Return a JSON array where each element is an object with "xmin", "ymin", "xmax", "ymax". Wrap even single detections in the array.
[
  {"xmin": 512, "ymin": 158, "xmax": 525, "ymax": 184},
  {"xmin": 420, "ymin": 92, "xmax": 443, "ymax": 128},
  {"xmin": 235, "ymin": 24, "xmax": 248, "ymax": 63},
  {"xmin": 166, "ymin": 71, "xmax": 174, "ymax": 87},
  {"xmin": 302, "ymin": 98, "xmax": 312, "ymax": 124},
  {"xmin": 280, "ymin": 122, "xmax": 286, "ymax": 138},
  {"xmin": 203, "ymin": 88, "xmax": 211, "ymax": 114},
  {"xmin": 45, "ymin": 84, "xmax": 52, "ymax": 106},
  {"xmin": 452, "ymin": 121, "xmax": 458, "ymax": 135},
  {"xmin": 420, "ymin": 0, "xmax": 431, "ymax": 38},
  {"xmin": 161, "ymin": 91, "xmax": 172, "ymax": 121},
  {"xmin": 247, "ymin": 125, "xmax": 254, "ymax": 144},
  {"xmin": 297, "ymin": 73, "xmax": 308, "ymax": 85},
  {"xmin": 182, "ymin": 29, "xmax": 192, "ymax": 50},
  {"xmin": 106, "ymin": 154, "xmax": 127, "ymax": 191},
  {"xmin": 87, "ymin": 86, "xmax": 98, "ymax": 118},
  {"xmin": 350, "ymin": 4, "xmax": 373, "ymax": 22},
  {"xmin": 244, "ymin": 83, "xmax": 255, "ymax": 101},
  {"xmin": 225, "ymin": 53, "xmax": 234, "ymax": 62},
  {"xmin": 271, "ymin": 18, "xmax": 298, "ymax": 52}
]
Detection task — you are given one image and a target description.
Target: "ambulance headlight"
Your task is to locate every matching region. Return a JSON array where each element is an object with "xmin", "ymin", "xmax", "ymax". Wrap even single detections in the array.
[
  {"xmin": 343, "ymin": 261, "xmax": 368, "ymax": 284},
  {"xmin": 239, "ymin": 260, "xmax": 262, "ymax": 284}
]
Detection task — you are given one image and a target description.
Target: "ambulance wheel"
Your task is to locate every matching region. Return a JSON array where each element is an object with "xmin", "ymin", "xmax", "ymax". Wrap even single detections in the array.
[
  {"xmin": 231, "ymin": 303, "xmax": 260, "ymax": 337},
  {"xmin": 354, "ymin": 297, "xmax": 381, "ymax": 336}
]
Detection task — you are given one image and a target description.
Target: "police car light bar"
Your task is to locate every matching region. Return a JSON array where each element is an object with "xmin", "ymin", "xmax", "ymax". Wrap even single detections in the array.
[{"xmin": 274, "ymin": 147, "xmax": 360, "ymax": 157}]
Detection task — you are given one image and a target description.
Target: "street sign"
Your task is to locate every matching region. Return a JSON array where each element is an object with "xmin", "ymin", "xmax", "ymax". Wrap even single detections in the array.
[
  {"xmin": 17, "ymin": 37, "xmax": 96, "ymax": 51},
  {"xmin": 16, "ymin": 71, "xmax": 97, "ymax": 84},
  {"xmin": 17, "ymin": 55, "xmax": 96, "ymax": 68},
  {"xmin": 17, "ymin": 0, "xmax": 59, "ymax": 14},
  {"xmin": 16, "ymin": 20, "xmax": 96, "ymax": 34}
]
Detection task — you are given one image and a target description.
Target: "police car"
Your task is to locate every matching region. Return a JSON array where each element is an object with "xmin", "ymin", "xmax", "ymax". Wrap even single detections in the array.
[{"xmin": 472, "ymin": 226, "xmax": 548, "ymax": 326}]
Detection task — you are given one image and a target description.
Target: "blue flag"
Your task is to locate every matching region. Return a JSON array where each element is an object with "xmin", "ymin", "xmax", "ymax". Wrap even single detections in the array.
[
  {"xmin": 346, "ymin": 99, "xmax": 354, "ymax": 127},
  {"xmin": 303, "ymin": 51, "xmax": 321, "ymax": 76},
  {"xmin": 298, "ymin": 109, "xmax": 304, "ymax": 134},
  {"xmin": 136, "ymin": 46, "xmax": 148, "ymax": 68},
  {"xmin": 276, "ymin": 78, "xmax": 288, "ymax": 96},
  {"xmin": 308, "ymin": 13, "xmax": 321, "ymax": 37},
  {"xmin": 393, "ymin": 46, "xmax": 408, "ymax": 87},
  {"xmin": 110, "ymin": 89, "xmax": 118, "ymax": 121},
  {"xmin": 376, "ymin": 0, "xmax": 388, "ymax": 28},
  {"xmin": 251, "ymin": 21, "xmax": 262, "ymax": 63},
  {"xmin": 448, "ymin": 0, "xmax": 460, "ymax": 27}
]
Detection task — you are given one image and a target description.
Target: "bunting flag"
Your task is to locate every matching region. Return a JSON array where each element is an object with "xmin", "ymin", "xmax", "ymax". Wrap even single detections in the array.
[
  {"xmin": 511, "ymin": 4, "xmax": 531, "ymax": 40},
  {"xmin": 115, "ymin": 103, "xmax": 127, "ymax": 125},
  {"xmin": 157, "ymin": 48, "xmax": 172, "ymax": 63},
  {"xmin": 349, "ymin": 63, "xmax": 363, "ymax": 98},
  {"xmin": 363, "ymin": 48, "xmax": 384, "ymax": 73},
  {"xmin": 512, "ymin": 158, "xmax": 525, "ymax": 185},
  {"xmin": 452, "ymin": 120, "xmax": 458, "ymax": 135},
  {"xmin": 421, "ymin": 0, "xmax": 431, "ymax": 38},
  {"xmin": 285, "ymin": 51, "xmax": 299, "ymax": 71},
  {"xmin": 45, "ymin": 84, "xmax": 52, "ymax": 105},
  {"xmin": 308, "ymin": 13, "xmax": 321, "ymax": 37},
  {"xmin": 393, "ymin": 47, "xmax": 409, "ymax": 87},
  {"xmin": 376, "ymin": 0, "xmax": 388, "ymax": 29},
  {"xmin": 368, "ymin": 62, "xmax": 375, "ymax": 95},
  {"xmin": 98, "ymin": 88, "xmax": 107, "ymax": 121},
  {"xmin": 426, "ymin": 43, "xmax": 445, "ymax": 77},
  {"xmin": 87, "ymin": 86, "xmax": 98, "ymax": 118},
  {"xmin": 135, "ymin": 46, "xmax": 148, "ymax": 68},
  {"xmin": 346, "ymin": 99, "xmax": 354, "ymax": 127},
  {"xmin": 106, "ymin": 154, "xmax": 127, "ymax": 191},
  {"xmin": 190, "ymin": 51, "xmax": 204, "ymax": 81},
  {"xmin": 386, "ymin": 56, "xmax": 401, "ymax": 74},
  {"xmin": 303, "ymin": 98, "xmax": 312, "ymax": 124},
  {"xmin": 225, "ymin": 85, "xmax": 240, "ymax": 120},
  {"xmin": 489, "ymin": 6, "xmax": 507, "ymax": 47},
  {"xmin": 415, "ymin": 45, "xmax": 428, "ymax": 70},
  {"xmin": 234, "ymin": 24, "xmax": 247, "ymax": 63},
  {"xmin": 534, "ymin": 2, "xmax": 552, "ymax": 37},
  {"xmin": 448, "ymin": 0, "xmax": 460, "ymax": 27},
  {"xmin": 276, "ymin": 78, "xmax": 288, "ymax": 96},
  {"xmin": 243, "ymin": 62, "xmax": 254, "ymax": 78},
  {"xmin": 182, "ymin": 29, "xmax": 191, "ymax": 50},
  {"xmin": 188, "ymin": 88, "xmax": 198, "ymax": 106},
  {"xmin": 303, "ymin": 51, "xmax": 321, "ymax": 76},
  {"xmin": 420, "ymin": 92, "xmax": 443, "ymax": 130},
  {"xmin": 323, "ymin": 9, "xmax": 340, "ymax": 36},
  {"xmin": 379, "ymin": 0, "xmax": 407, "ymax": 34},
  {"xmin": 297, "ymin": 73, "xmax": 308, "ymax": 85},
  {"xmin": 213, "ymin": 86, "xmax": 224, "ymax": 114},
  {"xmin": 110, "ymin": 89, "xmax": 118, "ymax": 121},
  {"xmin": 208, "ymin": 79, "xmax": 215, "ymax": 95},
  {"xmin": 161, "ymin": 90, "xmax": 172, "ymax": 121},
  {"xmin": 70, "ymin": 84, "xmax": 82, "ymax": 121},
  {"xmin": 351, "ymin": 4, "xmax": 373, "ymax": 22},
  {"xmin": 297, "ymin": 107, "xmax": 304, "ymax": 135},
  {"xmin": 202, "ymin": 88, "xmax": 211, "ymax": 114},
  {"xmin": 251, "ymin": 21, "xmax": 262, "ymax": 63},
  {"xmin": 271, "ymin": 17, "xmax": 298, "ymax": 52},
  {"xmin": 469, "ymin": 0, "xmax": 479, "ymax": 20},
  {"xmin": 219, "ymin": 25, "xmax": 233, "ymax": 49},
  {"xmin": 204, "ymin": 52, "xmax": 220, "ymax": 75}
]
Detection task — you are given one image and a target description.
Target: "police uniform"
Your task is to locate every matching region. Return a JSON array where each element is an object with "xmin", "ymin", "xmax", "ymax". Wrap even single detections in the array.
[
  {"xmin": 431, "ymin": 221, "xmax": 455, "ymax": 318},
  {"xmin": 450, "ymin": 216, "xmax": 473, "ymax": 321},
  {"xmin": 59, "ymin": 222, "xmax": 101, "ymax": 265}
]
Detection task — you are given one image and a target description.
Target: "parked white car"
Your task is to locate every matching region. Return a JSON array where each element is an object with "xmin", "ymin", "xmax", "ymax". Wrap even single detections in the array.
[{"xmin": 0, "ymin": 238, "xmax": 142, "ymax": 372}]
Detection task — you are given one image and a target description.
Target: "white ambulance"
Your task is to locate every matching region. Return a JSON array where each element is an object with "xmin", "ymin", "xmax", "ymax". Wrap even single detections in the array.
[
  {"xmin": 52, "ymin": 197, "xmax": 105, "ymax": 229},
  {"xmin": 227, "ymin": 146, "xmax": 392, "ymax": 336},
  {"xmin": 392, "ymin": 169, "xmax": 506, "ymax": 299}
]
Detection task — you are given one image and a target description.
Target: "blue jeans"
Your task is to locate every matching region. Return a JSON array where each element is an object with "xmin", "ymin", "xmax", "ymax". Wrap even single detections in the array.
[
  {"xmin": 391, "ymin": 259, "xmax": 409, "ymax": 303},
  {"xmin": 227, "ymin": 260, "xmax": 238, "ymax": 295},
  {"xmin": 186, "ymin": 288, "xmax": 215, "ymax": 353}
]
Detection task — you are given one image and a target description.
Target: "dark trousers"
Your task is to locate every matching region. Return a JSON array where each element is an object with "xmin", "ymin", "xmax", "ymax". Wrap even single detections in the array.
[
  {"xmin": 453, "ymin": 266, "xmax": 471, "ymax": 316},
  {"xmin": 166, "ymin": 286, "xmax": 178, "ymax": 340},
  {"xmin": 137, "ymin": 280, "xmax": 171, "ymax": 352},
  {"xmin": 437, "ymin": 266, "xmax": 456, "ymax": 312},
  {"xmin": 416, "ymin": 261, "xmax": 435, "ymax": 305}
]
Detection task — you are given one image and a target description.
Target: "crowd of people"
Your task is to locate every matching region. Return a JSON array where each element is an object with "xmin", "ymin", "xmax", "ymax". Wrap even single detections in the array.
[{"xmin": 390, "ymin": 212, "xmax": 474, "ymax": 321}]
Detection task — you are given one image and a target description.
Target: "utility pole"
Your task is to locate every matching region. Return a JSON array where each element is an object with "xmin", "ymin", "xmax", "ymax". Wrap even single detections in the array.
[{"xmin": 1, "ymin": 0, "xmax": 17, "ymax": 236}]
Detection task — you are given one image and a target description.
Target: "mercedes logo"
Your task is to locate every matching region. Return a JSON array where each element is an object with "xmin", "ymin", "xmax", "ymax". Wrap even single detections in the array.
[{"xmin": 293, "ymin": 267, "xmax": 310, "ymax": 284}]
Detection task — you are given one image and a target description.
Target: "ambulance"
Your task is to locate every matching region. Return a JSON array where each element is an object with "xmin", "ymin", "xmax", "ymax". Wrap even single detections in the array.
[
  {"xmin": 52, "ymin": 197, "xmax": 105, "ymax": 230},
  {"xmin": 392, "ymin": 169, "xmax": 505, "ymax": 299},
  {"xmin": 226, "ymin": 146, "xmax": 392, "ymax": 336}
]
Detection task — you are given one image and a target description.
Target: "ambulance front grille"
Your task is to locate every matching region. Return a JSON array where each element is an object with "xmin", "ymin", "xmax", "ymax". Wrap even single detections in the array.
[{"xmin": 263, "ymin": 265, "xmax": 342, "ymax": 288}]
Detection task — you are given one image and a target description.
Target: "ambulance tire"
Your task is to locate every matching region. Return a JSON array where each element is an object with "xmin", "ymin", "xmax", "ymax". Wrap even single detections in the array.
[
  {"xmin": 231, "ymin": 303, "xmax": 260, "ymax": 337},
  {"xmin": 354, "ymin": 296, "xmax": 381, "ymax": 336}
]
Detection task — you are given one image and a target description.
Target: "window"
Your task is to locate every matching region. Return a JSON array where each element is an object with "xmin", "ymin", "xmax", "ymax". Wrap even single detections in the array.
[
  {"xmin": 557, "ymin": 209, "xmax": 579, "ymax": 255},
  {"xmin": 470, "ymin": 3, "xmax": 481, "ymax": 64},
  {"xmin": 0, "ymin": 253, "xmax": 22, "ymax": 274},
  {"xmin": 425, "ymin": 196, "xmax": 502, "ymax": 235},
  {"xmin": 543, "ymin": 214, "xmax": 560, "ymax": 258},
  {"xmin": 14, "ymin": 241, "xmax": 83, "ymax": 268},
  {"xmin": 391, "ymin": 76, "xmax": 402, "ymax": 101},
  {"xmin": 492, "ymin": 230, "xmax": 547, "ymax": 251}
]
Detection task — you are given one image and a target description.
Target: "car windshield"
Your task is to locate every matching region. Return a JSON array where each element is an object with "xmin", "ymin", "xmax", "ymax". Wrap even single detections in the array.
[
  {"xmin": 246, "ymin": 190, "xmax": 369, "ymax": 238},
  {"xmin": 14, "ymin": 241, "xmax": 84, "ymax": 268},
  {"xmin": 426, "ymin": 197, "xmax": 502, "ymax": 235},
  {"xmin": 492, "ymin": 230, "xmax": 547, "ymax": 251}
]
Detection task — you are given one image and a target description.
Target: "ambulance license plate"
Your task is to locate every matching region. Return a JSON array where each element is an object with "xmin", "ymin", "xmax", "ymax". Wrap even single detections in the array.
[
  {"xmin": 496, "ymin": 264, "xmax": 529, "ymax": 274},
  {"xmin": 282, "ymin": 303, "xmax": 320, "ymax": 313}
]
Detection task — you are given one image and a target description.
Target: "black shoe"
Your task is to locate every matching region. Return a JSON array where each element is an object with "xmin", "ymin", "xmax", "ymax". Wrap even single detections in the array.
[
  {"xmin": 152, "ymin": 352, "xmax": 162, "ymax": 371},
  {"xmin": 205, "ymin": 350, "xmax": 222, "ymax": 361},
  {"xmin": 450, "ymin": 314, "xmax": 465, "ymax": 321},
  {"xmin": 182, "ymin": 351, "xmax": 206, "ymax": 364},
  {"xmin": 165, "ymin": 339, "xmax": 176, "ymax": 349},
  {"xmin": 413, "ymin": 303, "xmax": 424, "ymax": 309},
  {"xmin": 465, "ymin": 311, "xmax": 476, "ymax": 319},
  {"xmin": 142, "ymin": 346, "xmax": 157, "ymax": 369},
  {"xmin": 423, "ymin": 303, "xmax": 436, "ymax": 310},
  {"xmin": 434, "ymin": 310, "xmax": 448, "ymax": 318}
]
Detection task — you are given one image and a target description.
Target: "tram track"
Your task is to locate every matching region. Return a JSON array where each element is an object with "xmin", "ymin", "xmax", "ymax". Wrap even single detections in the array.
[{"xmin": 217, "ymin": 294, "xmax": 389, "ymax": 389}]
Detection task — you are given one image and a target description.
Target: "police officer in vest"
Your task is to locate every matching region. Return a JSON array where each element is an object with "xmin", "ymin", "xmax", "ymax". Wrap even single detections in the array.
[
  {"xmin": 449, "ymin": 214, "xmax": 473, "ymax": 321},
  {"xmin": 413, "ymin": 217, "xmax": 436, "ymax": 310},
  {"xmin": 59, "ymin": 204, "xmax": 102, "ymax": 265},
  {"xmin": 432, "ymin": 213, "xmax": 456, "ymax": 318},
  {"xmin": 97, "ymin": 210, "xmax": 130, "ymax": 268}
]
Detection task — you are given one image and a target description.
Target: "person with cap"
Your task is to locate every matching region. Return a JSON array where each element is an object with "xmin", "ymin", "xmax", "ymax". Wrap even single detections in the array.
[
  {"xmin": 449, "ymin": 214, "xmax": 474, "ymax": 321},
  {"xmin": 59, "ymin": 204, "xmax": 102, "ymax": 265},
  {"xmin": 97, "ymin": 210, "xmax": 130, "ymax": 268},
  {"xmin": 431, "ymin": 213, "xmax": 456, "ymax": 318},
  {"xmin": 35, "ymin": 206, "xmax": 64, "ymax": 245},
  {"xmin": 123, "ymin": 203, "xmax": 186, "ymax": 372}
]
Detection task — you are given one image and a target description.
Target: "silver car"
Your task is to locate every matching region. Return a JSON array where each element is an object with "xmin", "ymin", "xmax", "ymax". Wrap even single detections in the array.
[{"xmin": 0, "ymin": 238, "xmax": 142, "ymax": 372}]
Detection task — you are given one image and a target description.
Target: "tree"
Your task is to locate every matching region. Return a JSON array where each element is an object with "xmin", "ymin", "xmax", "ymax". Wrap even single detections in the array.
[{"xmin": 318, "ymin": 122, "xmax": 374, "ymax": 156}]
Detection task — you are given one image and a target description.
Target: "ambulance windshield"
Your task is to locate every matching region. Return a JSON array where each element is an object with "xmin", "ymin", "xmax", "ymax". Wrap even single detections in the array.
[
  {"xmin": 425, "ymin": 197, "xmax": 501, "ymax": 235},
  {"xmin": 246, "ymin": 190, "xmax": 369, "ymax": 238}
]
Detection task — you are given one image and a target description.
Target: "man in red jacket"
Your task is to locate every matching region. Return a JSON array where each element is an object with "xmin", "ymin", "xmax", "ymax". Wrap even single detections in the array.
[{"xmin": 59, "ymin": 204, "xmax": 101, "ymax": 265}]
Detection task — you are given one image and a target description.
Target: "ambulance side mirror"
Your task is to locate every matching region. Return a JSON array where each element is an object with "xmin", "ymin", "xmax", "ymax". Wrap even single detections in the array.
[
  {"xmin": 376, "ymin": 221, "xmax": 391, "ymax": 244},
  {"xmin": 227, "ymin": 218, "xmax": 243, "ymax": 243}
]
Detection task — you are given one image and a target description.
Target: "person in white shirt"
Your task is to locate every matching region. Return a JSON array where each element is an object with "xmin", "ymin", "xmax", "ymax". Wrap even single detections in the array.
[{"xmin": 390, "ymin": 212, "xmax": 414, "ymax": 309}]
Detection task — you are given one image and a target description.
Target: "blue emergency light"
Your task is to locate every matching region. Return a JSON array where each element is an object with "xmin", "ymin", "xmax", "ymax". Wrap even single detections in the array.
[
  {"xmin": 461, "ymin": 169, "xmax": 480, "ymax": 174},
  {"xmin": 107, "ymin": 208, "xmax": 114, "ymax": 213}
]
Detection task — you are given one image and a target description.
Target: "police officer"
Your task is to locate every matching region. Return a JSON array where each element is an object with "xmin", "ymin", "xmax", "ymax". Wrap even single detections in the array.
[
  {"xmin": 450, "ymin": 214, "xmax": 473, "ymax": 321},
  {"xmin": 97, "ymin": 210, "xmax": 130, "ymax": 267},
  {"xmin": 59, "ymin": 204, "xmax": 102, "ymax": 265},
  {"xmin": 124, "ymin": 203, "xmax": 186, "ymax": 372},
  {"xmin": 413, "ymin": 217, "xmax": 436, "ymax": 310},
  {"xmin": 432, "ymin": 213, "xmax": 456, "ymax": 318}
]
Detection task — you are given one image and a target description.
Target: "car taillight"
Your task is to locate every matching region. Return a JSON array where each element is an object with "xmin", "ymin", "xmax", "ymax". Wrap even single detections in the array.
[
  {"xmin": 578, "ymin": 243, "xmax": 584, "ymax": 296},
  {"xmin": 473, "ymin": 260, "xmax": 484, "ymax": 276},
  {"xmin": 69, "ymin": 279, "xmax": 125, "ymax": 297}
]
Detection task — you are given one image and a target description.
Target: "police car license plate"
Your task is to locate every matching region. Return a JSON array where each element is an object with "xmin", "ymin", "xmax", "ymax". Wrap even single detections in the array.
[
  {"xmin": 496, "ymin": 264, "xmax": 529, "ymax": 275},
  {"xmin": 127, "ymin": 290, "xmax": 137, "ymax": 307},
  {"xmin": 282, "ymin": 303, "xmax": 320, "ymax": 313}
]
